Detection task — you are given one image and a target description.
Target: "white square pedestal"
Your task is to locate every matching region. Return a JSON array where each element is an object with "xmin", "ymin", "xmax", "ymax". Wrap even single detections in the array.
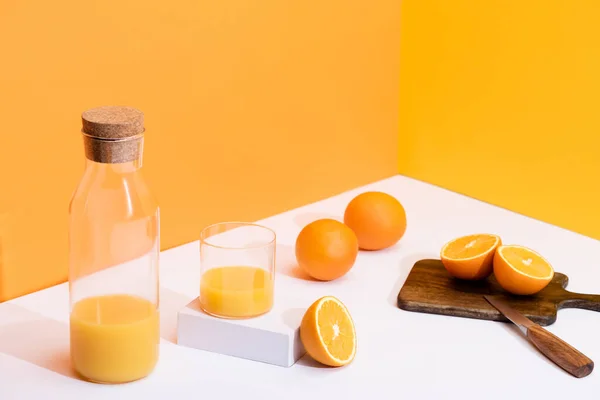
[{"xmin": 177, "ymin": 298, "xmax": 307, "ymax": 367}]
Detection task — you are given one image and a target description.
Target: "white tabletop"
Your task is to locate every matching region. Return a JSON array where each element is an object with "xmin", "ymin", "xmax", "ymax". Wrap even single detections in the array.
[{"xmin": 1, "ymin": 175, "xmax": 599, "ymax": 399}]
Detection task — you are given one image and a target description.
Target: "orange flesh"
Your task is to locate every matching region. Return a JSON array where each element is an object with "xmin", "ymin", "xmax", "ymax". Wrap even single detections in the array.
[
  {"xmin": 443, "ymin": 235, "xmax": 498, "ymax": 259},
  {"xmin": 317, "ymin": 299, "xmax": 354, "ymax": 361},
  {"xmin": 500, "ymin": 247, "xmax": 552, "ymax": 278}
]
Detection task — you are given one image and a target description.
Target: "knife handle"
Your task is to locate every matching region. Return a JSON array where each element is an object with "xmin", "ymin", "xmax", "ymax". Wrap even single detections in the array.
[{"xmin": 526, "ymin": 324, "xmax": 594, "ymax": 378}]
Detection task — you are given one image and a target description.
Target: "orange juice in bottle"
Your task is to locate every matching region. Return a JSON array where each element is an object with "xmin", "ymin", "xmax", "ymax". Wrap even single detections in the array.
[{"xmin": 69, "ymin": 106, "xmax": 160, "ymax": 383}]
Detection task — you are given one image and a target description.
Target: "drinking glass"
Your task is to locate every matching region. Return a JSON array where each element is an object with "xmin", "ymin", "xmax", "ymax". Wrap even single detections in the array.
[{"xmin": 199, "ymin": 222, "xmax": 276, "ymax": 319}]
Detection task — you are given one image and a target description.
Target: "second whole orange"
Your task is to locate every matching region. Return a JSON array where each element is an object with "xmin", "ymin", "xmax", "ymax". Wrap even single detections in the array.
[
  {"xmin": 343, "ymin": 191, "xmax": 407, "ymax": 250},
  {"xmin": 295, "ymin": 219, "xmax": 359, "ymax": 281}
]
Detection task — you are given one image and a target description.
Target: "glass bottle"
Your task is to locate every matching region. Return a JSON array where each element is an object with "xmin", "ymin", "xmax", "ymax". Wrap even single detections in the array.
[{"xmin": 68, "ymin": 106, "xmax": 160, "ymax": 384}]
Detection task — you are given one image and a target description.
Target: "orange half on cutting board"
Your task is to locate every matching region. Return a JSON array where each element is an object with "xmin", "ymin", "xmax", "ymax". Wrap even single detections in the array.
[
  {"xmin": 440, "ymin": 234, "xmax": 502, "ymax": 280},
  {"xmin": 493, "ymin": 245, "xmax": 554, "ymax": 295}
]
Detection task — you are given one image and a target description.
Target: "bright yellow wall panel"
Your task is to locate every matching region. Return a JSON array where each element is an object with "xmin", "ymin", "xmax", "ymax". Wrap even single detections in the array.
[
  {"xmin": 399, "ymin": 1, "xmax": 600, "ymax": 239},
  {"xmin": 0, "ymin": 0, "xmax": 400, "ymax": 300}
]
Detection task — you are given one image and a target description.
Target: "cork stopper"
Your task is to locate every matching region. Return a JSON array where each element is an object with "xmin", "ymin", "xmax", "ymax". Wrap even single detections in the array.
[
  {"xmin": 81, "ymin": 106, "xmax": 145, "ymax": 164},
  {"xmin": 82, "ymin": 106, "xmax": 144, "ymax": 139}
]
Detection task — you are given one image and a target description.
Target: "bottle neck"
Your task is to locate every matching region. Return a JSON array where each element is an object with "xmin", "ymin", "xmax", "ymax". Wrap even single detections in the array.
[{"xmin": 84, "ymin": 157, "xmax": 142, "ymax": 175}]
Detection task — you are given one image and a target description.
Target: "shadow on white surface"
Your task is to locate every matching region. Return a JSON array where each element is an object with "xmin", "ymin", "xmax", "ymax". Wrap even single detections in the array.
[
  {"xmin": 387, "ymin": 252, "xmax": 437, "ymax": 309},
  {"xmin": 359, "ymin": 241, "xmax": 404, "ymax": 253},
  {"xmin": 281, "ymin": 307, "xmax": 304, "ymax": 330},
  {"xmin": 293, "ymin": 212, "xmax": 341, "ymax": 229},
  {"xmin": 0, "ymin": 304, "xmax": 77, "ymax": 379},
  {"xmin": 276, "ymin": 244, "xmax": 316, "ymax": 281},
  {"xmin": 184, "ymin": 297, "xmax": 203, "ymax": 313},
  {"xmin": 497, "ymin": 319, "xmax": 569, "ymax": 375},
  {"xmin": 160, "ymin": 287, "xmax": 194, "ymax": 343},
  {"xmin": 295, "ymin": 353, "xmax": 330, "ymax": 369}
]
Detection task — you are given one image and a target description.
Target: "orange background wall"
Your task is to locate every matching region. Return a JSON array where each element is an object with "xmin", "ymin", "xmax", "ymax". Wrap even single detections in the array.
[
  {"xmin": 399, "ymin": 1, "xmax": 600, "ymax": 240},
  {"xmin": 0, "ymin": 1, "xmax": 400, "ymax": 301}
]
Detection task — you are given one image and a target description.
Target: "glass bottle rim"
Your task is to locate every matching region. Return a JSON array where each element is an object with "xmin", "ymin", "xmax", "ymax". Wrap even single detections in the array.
[{"xmin": 199, "ymin": 221, "xmax": 276, "ymax": 250}]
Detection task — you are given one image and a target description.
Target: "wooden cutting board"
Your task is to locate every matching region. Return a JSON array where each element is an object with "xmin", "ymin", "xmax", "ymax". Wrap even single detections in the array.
[{"xmin": 397, "ymin": 259, "xmax": 600, "ymax": 326}]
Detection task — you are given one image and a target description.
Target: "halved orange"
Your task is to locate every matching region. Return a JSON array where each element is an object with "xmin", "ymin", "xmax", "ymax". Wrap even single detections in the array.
[
  {"xmin": 300, "ymin": 296, "xmax": 356, "ymax": 367},
  {"xmin": 493, "ymin": 245, "xmax": 554, "ymax": 295},
  {"xmin": 440, "ymin": 234, "xmax": 502, "ymax": 280}
]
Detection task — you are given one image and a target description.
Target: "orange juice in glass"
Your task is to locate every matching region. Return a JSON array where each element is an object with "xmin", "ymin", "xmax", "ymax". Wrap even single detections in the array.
[{"xmin": 199, "ymin": 222, "xmax": 275, "ymax": 319}]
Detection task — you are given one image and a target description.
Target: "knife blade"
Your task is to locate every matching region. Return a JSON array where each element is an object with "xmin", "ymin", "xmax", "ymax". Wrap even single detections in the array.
[
  {"xmin": 484, "ymin": 295, "xmax": 534, "ymax": 334},
  {"xmin": 484, "ymin": 295, "xmax": 594, "ymax": 378}
]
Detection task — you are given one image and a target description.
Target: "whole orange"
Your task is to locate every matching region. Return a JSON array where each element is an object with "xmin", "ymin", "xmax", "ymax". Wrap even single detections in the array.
[
  {"xmin": 295, "ymin": 219, "xmax": 359, "ymax": 281},
  {"xmin": 343, "ymin": 191, "xmax": 406, "ymax": 250}
]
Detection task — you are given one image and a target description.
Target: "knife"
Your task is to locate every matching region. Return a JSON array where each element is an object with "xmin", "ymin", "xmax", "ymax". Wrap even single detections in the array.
[{"xmin": 484, "ymin": 295, "xmax": 594, "ymax": 378}]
